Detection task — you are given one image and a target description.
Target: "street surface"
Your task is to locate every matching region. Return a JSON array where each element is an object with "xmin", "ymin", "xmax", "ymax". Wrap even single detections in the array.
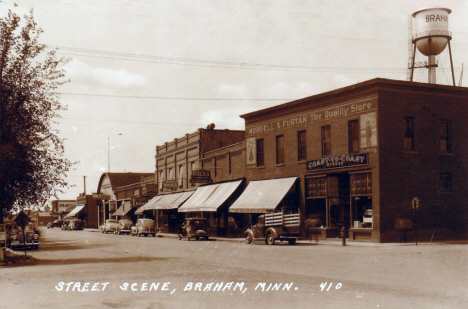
[{"xmin": 1, "ymin": 228, "xmax": 467, "ymax": 309}]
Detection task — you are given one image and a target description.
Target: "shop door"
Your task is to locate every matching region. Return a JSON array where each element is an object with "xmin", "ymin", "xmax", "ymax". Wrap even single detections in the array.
[{"xmin": 327, "ymin": 174, "xmax": 350, "ymax": 229}]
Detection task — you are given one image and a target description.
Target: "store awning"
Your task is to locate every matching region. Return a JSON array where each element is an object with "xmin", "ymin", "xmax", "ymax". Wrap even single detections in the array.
[
  {"xmin": 178, "ymin": 180, "xmax": 243, "ymax": 213},
  {"xmin": 135, "ymin": 195, "xmax": 163, "ymax": 215},
  {"xmin": 153, "ymin": 191, "xmax": 194, "ymax": 210},
  {"xmin": 112, "ymin": 201, "xmax": 132, "ymax": 217},
  {"xmin": 65, "ymin": 204, "xmax": 85, "ymax": 218},
  {"xmin": 229, "ymin": 177, "xmax": 297, "ymax": 213}
]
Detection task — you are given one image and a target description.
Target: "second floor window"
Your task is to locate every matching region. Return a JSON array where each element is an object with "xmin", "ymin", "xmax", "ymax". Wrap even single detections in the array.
[
  {"xmin": 404, "ymin": 117, "xmax": 415, "ymax": 151},
  {"xmin": 297, "ymin": 130, "xmax": 307, "ymax": 161},
  {"xmin": 439, "ymin": 120, "xmax": 451, "ymax": 153},
  {"xmin": 276, "ymin": 135, "xmax": 284, "ymax": 164},
  {"xmin": 439, "ymin": 172, "xmax": 452, "ymax": 192},
  {"xmin": 256, "ymin": 138, "xmax": 264, "ymax": 166},
  {"xmin": 321, "ymin": 125, "xmax": 331, "ymax": 156},
  {"xmin": 348, "ymin": 120, "xmax": 360, "ymax": 154}
]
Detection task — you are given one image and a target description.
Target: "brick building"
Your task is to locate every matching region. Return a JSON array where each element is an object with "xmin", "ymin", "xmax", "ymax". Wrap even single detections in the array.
[{"xmin": 240, "ymin": 78, "xmax": 468, "ymax": 242}]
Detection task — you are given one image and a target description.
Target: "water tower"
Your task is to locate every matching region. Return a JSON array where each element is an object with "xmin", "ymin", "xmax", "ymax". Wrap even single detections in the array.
[{"xmin": 408, "ymin": 8, "xmax": 455, "ymax": 85}]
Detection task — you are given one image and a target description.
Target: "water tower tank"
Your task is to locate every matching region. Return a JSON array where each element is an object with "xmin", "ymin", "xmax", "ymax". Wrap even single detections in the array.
[{"xmin": 412, "ymin": 8, "xmax": 451, "ymax": 56}]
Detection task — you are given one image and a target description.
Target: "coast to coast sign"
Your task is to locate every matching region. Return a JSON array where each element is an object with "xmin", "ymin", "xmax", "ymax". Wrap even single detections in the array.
[{"xmin": 306, "ymin": 153, "xmax": 368, "ymax": 171}]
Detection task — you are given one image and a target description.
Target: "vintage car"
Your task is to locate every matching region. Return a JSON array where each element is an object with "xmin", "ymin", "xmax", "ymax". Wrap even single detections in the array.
[
  {"xmin": 131, "ymin": 218, "xmax": 155, "ymax": 237},
  {"xmin": 47, "ymin": 219, "xmax": 64, "ymax": 228},
  {"xmin": 100, "ymin": 219, "xmax": 119, "ymax": 234},
  {"xmin": 9, "ymin": 223, "xmax": 40, "ymax": 250},
  {"xmin": 61, "ymin": 219, "xmax": 73, "ymax": 230},
  {"xmin": 178, "ymin": 217, "xmax": 208, "ymax": 241},
  {"xmin": 67, "ymin": 219, "xmax": 84, "ymax": 231},
  {"xmin": 115, "ymin": 219, "xmax": 133, "ymax": 235}
]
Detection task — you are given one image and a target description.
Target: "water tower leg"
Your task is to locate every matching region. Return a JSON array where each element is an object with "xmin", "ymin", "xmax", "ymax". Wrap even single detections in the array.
[
  {"xmin": 448, "ymin": 41, "xmax": 456, "ymax": 86},
  {"xmin": 410, "ymin": 44, "xmax": 416, "ymax": 82}
]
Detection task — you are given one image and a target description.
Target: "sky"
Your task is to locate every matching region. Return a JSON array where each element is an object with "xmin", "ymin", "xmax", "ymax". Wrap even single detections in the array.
[{"xmin": 2, "ymin": 0, "xmax": 468, "ymax": 202}]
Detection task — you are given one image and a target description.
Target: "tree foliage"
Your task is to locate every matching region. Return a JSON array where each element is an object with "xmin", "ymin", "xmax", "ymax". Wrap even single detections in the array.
[{"xmin": 0, "ymin": 9, "xmax": 73, "ymax": 222}]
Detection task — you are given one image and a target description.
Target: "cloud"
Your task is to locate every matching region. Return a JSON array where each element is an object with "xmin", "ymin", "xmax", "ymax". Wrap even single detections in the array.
[
  {"xmin": 199, "ymin": 108, "xmax": 245, "ymax": 130},
  {"xmin": 64, "ymin": 58, "xmax": 148, "ymax": 89},
  {"xmin": 260, "ymin": 81, "xmax": 319, "ymax": 99},
  {"xmin": 218, "ymin": 83, "xmax": 247, "ymax": 97}
]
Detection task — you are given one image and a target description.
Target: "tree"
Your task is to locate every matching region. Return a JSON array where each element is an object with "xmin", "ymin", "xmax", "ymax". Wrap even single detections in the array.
[{"xmin": 0, "ymin": 9, "xmax": 74, "ymax": 223}]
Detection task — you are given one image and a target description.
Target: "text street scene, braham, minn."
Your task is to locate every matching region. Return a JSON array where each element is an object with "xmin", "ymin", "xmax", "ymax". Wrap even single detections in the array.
[{"xmin": 1, "ymin": 1, "xmax": 468, "ymax": 309}]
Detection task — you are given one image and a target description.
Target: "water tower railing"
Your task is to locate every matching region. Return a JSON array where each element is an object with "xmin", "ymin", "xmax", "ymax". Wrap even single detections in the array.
[{"xmin": 412, "ymin": 30, "xmax": 452, "ymax": 41}]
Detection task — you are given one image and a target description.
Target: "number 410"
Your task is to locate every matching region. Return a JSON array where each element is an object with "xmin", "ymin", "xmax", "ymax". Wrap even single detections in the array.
[{"xmin": 320, "ymin": 282, "xmax": 342, "ymax": 292}]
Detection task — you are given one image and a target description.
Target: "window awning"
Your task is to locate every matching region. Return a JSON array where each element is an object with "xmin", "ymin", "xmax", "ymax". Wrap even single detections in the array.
[
  {"xmin": 153, "ymin": 191, "xmax": 194, "ymax": 210},
  {"xmin": 135, "ymin": 196, "xmax": 163, "ymax": 215},
  {"xmin": 178, "ymin": 180, "xmax": 243, "ymax": 213},
  {"xmin": 229, "ymin": 177, "xmax": 297, "ymax": 213},
  {"xmin": 112, "ymin": 201, "xmax": 132, "ymax": 217},
  {"xmin": 65, "ymin": 204, "xmax": 85, "ymax": 218}
]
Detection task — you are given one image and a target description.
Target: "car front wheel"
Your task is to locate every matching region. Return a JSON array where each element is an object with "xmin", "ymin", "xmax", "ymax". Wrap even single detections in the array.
[{"xmin": 245, "ymin": 234, "xmax": 253, "ymax": 244}]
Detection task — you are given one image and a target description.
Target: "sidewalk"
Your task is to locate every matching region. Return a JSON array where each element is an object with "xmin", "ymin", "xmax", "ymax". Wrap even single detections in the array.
[{"xmin": 84, "ymin": 228, "xmax": 467, "ymax": 246}]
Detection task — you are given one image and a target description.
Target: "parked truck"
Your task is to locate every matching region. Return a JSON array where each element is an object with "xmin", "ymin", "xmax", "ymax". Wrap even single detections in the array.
[{"xmin": 244, "ymin": 210, "xmax": 300, "ymax": 245}]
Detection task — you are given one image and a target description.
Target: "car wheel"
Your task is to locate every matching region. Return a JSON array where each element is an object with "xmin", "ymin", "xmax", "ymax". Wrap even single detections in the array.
[
  {"xmin": 288, "ymin": 239, "xmax": 296, "ymax": 245},
  {"xmin": 245, "ymin": 233, "xmax": 253, "ymax": 244},
  {"xmin": 266, "ymin": 233, "xmax": 275, "ymax": 245},
  {"xmin": 195, "ymin": 236, "xmax": 200, "ymax": 241}
]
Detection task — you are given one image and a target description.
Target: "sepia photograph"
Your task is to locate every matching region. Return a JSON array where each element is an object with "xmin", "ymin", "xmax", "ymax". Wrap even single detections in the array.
[{"xmin": 1, "ymin": 0, "xmax": 468, "ymax": 308}]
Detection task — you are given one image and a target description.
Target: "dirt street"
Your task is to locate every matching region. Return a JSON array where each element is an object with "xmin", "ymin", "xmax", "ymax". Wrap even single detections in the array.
[{"xmin": 1, "ymin": 228, "xmax": 467, "ymax": 309}]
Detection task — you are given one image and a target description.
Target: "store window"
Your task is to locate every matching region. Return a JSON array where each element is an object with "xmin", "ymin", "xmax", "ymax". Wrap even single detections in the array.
[
  {"xmin": 297, "ymin": 130, "xmax": 307, "ymax": 161},
  {"xmin": 158, "ymin": 170, "xmax": 164, "ymax": 190},
  {"xmin": 256, "ymin": 138, "xmax": 264, "ymax": 167},
  {"xmin": 404, "ymin": 117, "xmax": 415, "ymax": 151},
  {"xmin": 276, "ymin": 135, "xmax": 284, "ymax": 164},
  {"xmin": 350, "ymin": 173, "xmax": 372, "ymax": 229},
  {"xmin": 305, "ymin": 177, "xmax": 327, "ymax": 230},
  {"xmin": 178, "ymin": 165, "xmax": 184, "ymax": 188},
  {"xmin": 439, "ymin": 173, "xmax": 452, "ymax": 192},
  {"xmin": 321, "ymin": 125, "xmax": 331, "ymax": 156},
  {"xmin": 439, "ymin": 120, "xmax": 451, "ymax": 153},
  {"xmin": 348, "ymin": 120, "xmax": 360, "ymax": 154},
  {"xmin": 190, "ymin": 162, "xmax": 196, "ymax": 187}
]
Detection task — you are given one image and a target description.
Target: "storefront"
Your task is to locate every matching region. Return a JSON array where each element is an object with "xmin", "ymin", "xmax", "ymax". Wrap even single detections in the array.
[
  {"xmin": 229, "ymin": 177, "xmax": 299, "ymax": 230},
  {"xmin": 178, "ymin": 180, "xmax": 244, "ymax": 236},
  {"xmin": 240, "ymin": 78, "xmax": 468, "ymax": 242},
  {"xmin": 153, "ymin": 191, "xmax": 194, "ymax": 233}
]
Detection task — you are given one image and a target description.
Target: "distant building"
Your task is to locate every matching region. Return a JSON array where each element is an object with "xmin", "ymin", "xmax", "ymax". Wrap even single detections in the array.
[
  {"xmin": 51, "ymin": 200, "xmax": 77, "ymax": 219},
  {"xmin": 95, "ymin": 172, "xmax": 155, "ymax": 226}
]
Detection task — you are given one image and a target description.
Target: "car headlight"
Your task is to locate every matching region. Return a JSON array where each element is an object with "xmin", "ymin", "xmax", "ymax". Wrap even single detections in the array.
[
  {"xmin": 34, "ymin": 234, "xmax": 39, "ymax": 240},
  {"xmin": 11, "ymin": 235, "xmax": 17, "ymax": 240}
]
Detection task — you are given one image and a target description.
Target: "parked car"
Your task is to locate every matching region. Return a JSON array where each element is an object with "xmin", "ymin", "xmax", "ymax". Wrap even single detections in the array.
[
  {"xmin": 115, "ymin": 219, "xmax": 133, "ymax": 235},
  {"xmin": 8, "ymin": 223, "xmax": 40, "ymax": 250},
  {"xmin": 178, "ymin": 217, "xmax": 208, "ymax": 241},
  {"xmin": 47, "ymin": 219, "xmax": 63, "ymax": 228},
  {"xmin": 61, "ymin": 219, "xmax": 72, "ymax": 230},
  {"xmin": 131, "ymin": 218, "xmax": 155, "ymax": 237},
  {"xmin": 100, "ymin": 219, "xmax": 119, "ymax": 234},
  {"xmin": 67, "ymin": 219, "xmax": 84, "ymax": 231}
]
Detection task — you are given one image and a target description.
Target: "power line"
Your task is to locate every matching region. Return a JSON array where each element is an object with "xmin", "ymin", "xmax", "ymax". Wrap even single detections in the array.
[
  {"xmin": 53, "ymin": 92, "xmax": 293, "ymax": 101},
  {"xmin": 46, "ymin": 44, "xmax": 409, "ymax": 73}
]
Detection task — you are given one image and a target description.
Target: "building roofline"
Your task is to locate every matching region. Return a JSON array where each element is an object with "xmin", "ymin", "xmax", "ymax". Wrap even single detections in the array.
[{"xmin": 240, "ymin": 78, "xmax": 468, "ymax": 119}]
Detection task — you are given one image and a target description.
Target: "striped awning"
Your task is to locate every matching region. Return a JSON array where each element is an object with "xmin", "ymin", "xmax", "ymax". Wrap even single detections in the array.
[
  {"xmin": 65, "ymin": 204, "xmax": 85, "ymax": 218},
  {"xmin": 135, "ymin": 195, "xmax": 163, "ymax": 215},
  {"xmin": 229, "ymin": 177, "xmax": 297, "ymax": 213},
  {"xmin": 152, "ymin": 191, "xmax": 194, "ymax": 210},
  {"xmin": 178, "ymin": 180, "xmax": 243, "ymax": 213},
  {"xmin": 112, "ymin": 201, "xmax": 132, "ymax": 217}
]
